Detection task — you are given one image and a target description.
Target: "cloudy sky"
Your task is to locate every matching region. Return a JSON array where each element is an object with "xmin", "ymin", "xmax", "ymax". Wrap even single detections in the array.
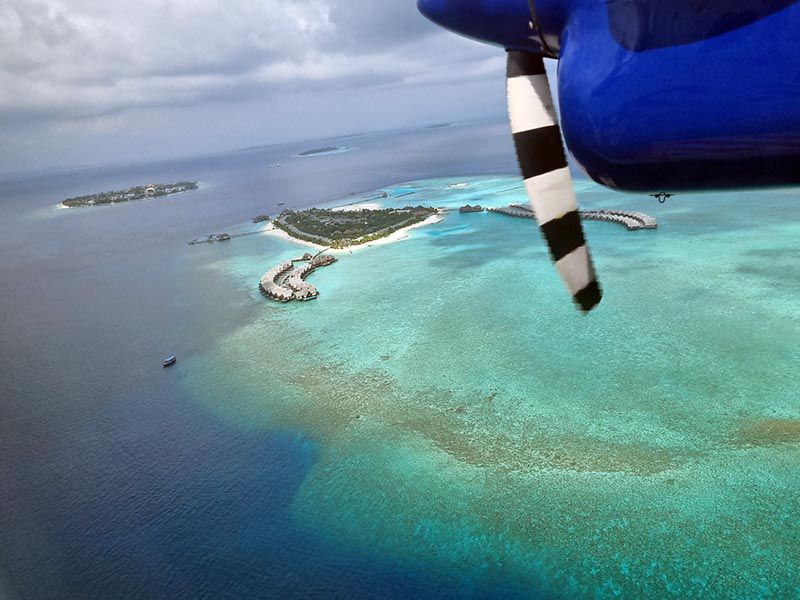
[{"xmin": 0, "ymin": 0, "xmax": 512, "ymax": 172}]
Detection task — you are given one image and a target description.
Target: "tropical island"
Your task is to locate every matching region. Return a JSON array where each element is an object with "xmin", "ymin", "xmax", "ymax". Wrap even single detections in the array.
[
  {"xmin": 62, "ymin": 181, "xmax": 198, "ymax": 208},
  {"xmin": 297, "ymin": 146, "xmax": 345, "ymax": 157},
  {"xmin": 273, "ymin": 206, "xmax": 438, "ymax": 248}
]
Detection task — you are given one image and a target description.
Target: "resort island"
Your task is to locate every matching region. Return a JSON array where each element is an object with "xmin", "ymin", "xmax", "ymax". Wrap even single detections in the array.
[
  {"xmin": 298, "ymin": 146, "xmax": 339, "ymax": 156},
  {"xmin": 258, "ymin": 197, "xmax": 656, "ymax": 305},
  {"xmin": 273, "ymin": 206, "xmax": 438, "ymax": 249},
  {"xmin": 297, "ymin": 146, "xmax": 352, "ymax": 157},
  {"xmin": 62, "ymin": 181, "xmax": 198, "ymax": 208}
]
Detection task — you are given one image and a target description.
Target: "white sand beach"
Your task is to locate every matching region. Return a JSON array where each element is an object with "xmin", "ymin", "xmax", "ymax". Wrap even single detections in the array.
[{"xmin": 331, "ymin": 202, "xmax": 382, "ymax": 212}]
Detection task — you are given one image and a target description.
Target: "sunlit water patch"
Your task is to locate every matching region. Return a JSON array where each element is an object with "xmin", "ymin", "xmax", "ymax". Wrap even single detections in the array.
[{"xmin": 182, "ymin": 177, "xmax": 800, "ymax": 598}]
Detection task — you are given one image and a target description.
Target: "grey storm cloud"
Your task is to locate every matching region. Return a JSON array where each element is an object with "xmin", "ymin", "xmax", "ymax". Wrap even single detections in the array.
[
  {"xmin": 0, "ymin": 0, "xmax": 500, "ymax": 120},
  {"xmin": 0, "ymin": 0, "xmax": 509, "ymax": 172}
]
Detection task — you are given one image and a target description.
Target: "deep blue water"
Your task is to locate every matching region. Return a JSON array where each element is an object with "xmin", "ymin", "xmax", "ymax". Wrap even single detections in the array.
[{"xmin": 0, "ymin": 120, "xmax": 546, "ymax": 599}]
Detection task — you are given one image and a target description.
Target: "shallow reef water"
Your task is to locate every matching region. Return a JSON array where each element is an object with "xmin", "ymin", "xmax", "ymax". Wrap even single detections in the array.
[{"xmin": 183, "ymin": 177, "xmax": 800, "ymax": 598}]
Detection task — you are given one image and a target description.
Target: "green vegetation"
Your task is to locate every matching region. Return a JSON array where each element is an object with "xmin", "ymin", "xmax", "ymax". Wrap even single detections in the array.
[
  {"xmin": 298, "ymin": 146, "xmax": 340, "ymax": 156},
  {"xmin": 274, "ymin": 206, "xmax": 437, "ymax": 248},
  {"xmin": 62, "ymin": 181, "xmax": 198, "ymax": 208}
]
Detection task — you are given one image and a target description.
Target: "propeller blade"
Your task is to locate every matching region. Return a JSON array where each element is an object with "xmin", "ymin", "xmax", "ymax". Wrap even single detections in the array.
[{"xmin": 506, "ymin": 50, "xmax": 602, "ymax": 312}]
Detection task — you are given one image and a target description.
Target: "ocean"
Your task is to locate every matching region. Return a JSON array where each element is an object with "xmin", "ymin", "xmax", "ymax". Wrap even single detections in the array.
[{"xmin": 1, "ymin": 120, "xmax": 798, "ymax": 599}]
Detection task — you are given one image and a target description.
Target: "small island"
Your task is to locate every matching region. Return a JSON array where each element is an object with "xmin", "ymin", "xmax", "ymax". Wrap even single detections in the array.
[
  {"xmin": 297, "ymin": 146, "xmax": 346, "ymax": 157},
  {"xmin": 62, "ymin": 181, "xmax": 198, "ymax": 208},
  {"xmin": 273, "ymin": 206, "xmax": 438, "ymax": 249}
]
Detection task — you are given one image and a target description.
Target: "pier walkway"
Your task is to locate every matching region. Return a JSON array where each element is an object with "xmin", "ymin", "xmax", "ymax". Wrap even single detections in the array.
[
  {"xmin": 188, "ymin": 229, "xmax": 266, "ymax": 245},
  {"xmin": 488, "ymin": 204, "xmax": 657, "ymax": 230}
]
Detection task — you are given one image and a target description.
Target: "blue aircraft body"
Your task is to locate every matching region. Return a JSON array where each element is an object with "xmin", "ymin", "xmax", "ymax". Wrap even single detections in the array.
[{"xmin": 418, "ymin": 0, "xmax": 800, "ymax": 192}]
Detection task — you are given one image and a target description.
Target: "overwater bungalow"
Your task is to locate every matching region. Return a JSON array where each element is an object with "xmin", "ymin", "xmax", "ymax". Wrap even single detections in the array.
[{"xmin": 259, "ymin": 254, "xmax": 337, "ymax": 304}]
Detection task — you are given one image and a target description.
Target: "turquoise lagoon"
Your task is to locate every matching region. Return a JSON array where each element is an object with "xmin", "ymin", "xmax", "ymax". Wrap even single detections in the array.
[{"xmin": 182, "ymin": 176, "xmax": 799, "ymax": 598}]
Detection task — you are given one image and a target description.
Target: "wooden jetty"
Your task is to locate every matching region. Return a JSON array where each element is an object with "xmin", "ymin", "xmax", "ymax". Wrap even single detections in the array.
[
  {"xmin": 188, "ymin": 229, "xmax": 267, "ymax": 246},
  {"xmin": 187, "ymin": 233, "xmax": 231, "ymax": 245}
]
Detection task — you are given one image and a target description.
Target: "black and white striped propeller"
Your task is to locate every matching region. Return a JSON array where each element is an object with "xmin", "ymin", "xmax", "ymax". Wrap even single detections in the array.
[{"xmin": 507, "ymin": 51, "xmax": 602, "ymax": 312}]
